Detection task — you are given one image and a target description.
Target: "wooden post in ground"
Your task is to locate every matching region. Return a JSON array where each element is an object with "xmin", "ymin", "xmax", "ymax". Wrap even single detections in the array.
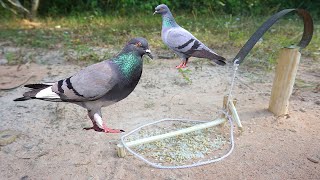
[
  {"xmin": 222, "ymin": 95, "xmax": 237, "ymax": 115},
  {"xmin": 269, "ymin": 47, "xmax": 301, "ymax": 116}
]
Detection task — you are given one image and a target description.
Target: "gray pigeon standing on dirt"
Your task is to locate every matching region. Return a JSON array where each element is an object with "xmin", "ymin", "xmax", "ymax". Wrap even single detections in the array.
[
  {"xmin": 154, "ymin": 4, "xmax": 226, "ymax": 68},
  {"xmin": 14, "ymin": 37, "xmax": 153, "ymax": 133}
]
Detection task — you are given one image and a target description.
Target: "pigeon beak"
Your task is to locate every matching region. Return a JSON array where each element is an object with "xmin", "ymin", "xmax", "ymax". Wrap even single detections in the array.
[
  {"xmin": 145, "ymin": 49, "xmax": 153, "ymax": 59},
  {"xmin": 153, "ymin": 11, "xmax": 158, "ymax": 15}
]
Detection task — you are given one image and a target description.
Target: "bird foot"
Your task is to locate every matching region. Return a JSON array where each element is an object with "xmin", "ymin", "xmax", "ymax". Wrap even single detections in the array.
[
  {"xmin": 102, "ymin": 123, "xmax": 125, "ymax": 133},
  {"xmin": 83, "ymin": 125, "xmax": 104, "ymax": 132},
  {"xmin": 176, "ymin": 62, "xmax": 187, "ymax": 69},
  {"xmin": 103, "ymin": 128, "xmax": 125, "ymax": 133},
  {"xmin": 84, "ymin": 121, "xmax": 124, "ymax": 133},
  {"xmin": 83, "ymin": 125, "xmax": 124, "ymax": 133}
]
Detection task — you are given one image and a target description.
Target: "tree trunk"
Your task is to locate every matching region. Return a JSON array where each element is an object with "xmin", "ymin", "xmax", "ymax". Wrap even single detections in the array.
[{"xmin": 30, "ymin": 0, "xmax": 39, "ymax": 20}]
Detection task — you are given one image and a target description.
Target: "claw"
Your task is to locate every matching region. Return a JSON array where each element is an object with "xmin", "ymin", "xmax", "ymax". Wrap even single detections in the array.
[
  {"xmin": 176, "ymin": 61, "xmax": 187, "ymax": 69},
  {"xmin": 83, "ymin": 122, "xmax": 124, "ymax": 133},
  {"xmin": 104, "ymin": 128, "xmax": 125, "ymax": 133},
  {"xmin": 102, "ymin": 123, "xmax": 124, "ymax": 133},
  {"xmin": 83, "ymin": 126, "xmax": 103, "ymax": 132}
]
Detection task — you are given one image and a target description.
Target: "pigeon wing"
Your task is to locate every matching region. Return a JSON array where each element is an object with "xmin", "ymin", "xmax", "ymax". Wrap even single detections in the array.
[
  {"xmin": 165, "ymin": 27, "xmax": 197, "ymax": 54},
  {"xmin": 165, "ymin": 27, "xmax": 226, "ymax": 64},
  {"xmin": 51, "ymin": 61, "xmax": 118, "ymax": 102}
]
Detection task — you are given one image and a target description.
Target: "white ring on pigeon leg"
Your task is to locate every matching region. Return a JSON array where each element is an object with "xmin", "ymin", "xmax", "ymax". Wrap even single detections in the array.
[{"xmin": 94, "ymin": 113, "xmax": 104, "ymax": 128}]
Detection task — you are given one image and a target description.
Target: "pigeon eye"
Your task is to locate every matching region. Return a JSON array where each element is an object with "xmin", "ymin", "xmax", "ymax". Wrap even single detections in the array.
[{"xmin": 135, "ymin": 42, "xmax": 142, "ymax": 47}]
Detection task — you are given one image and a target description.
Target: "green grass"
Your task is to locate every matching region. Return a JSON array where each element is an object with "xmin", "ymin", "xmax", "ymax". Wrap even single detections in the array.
[
  {"xmin": 0, "ymin": 13, "xmax": 319, "ymax": 67},
  {"xmin": 178, "ymin": 68, "xmax": 192, "ymax": 84}
]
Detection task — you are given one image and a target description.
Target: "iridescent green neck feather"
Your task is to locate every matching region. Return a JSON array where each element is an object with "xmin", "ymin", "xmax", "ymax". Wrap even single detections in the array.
[
  {"xmin": 113, "ymin": 52, "xmax": 142, "ymax": 78},
  {"xmin": 162, "ymin": 14, "xmax": 178, "ymax": 28}
]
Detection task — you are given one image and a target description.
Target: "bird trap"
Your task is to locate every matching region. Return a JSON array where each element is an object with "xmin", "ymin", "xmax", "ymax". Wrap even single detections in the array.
[{"xmin": 116, "ymin": 95, "xmax": 242, "ymax": 168}]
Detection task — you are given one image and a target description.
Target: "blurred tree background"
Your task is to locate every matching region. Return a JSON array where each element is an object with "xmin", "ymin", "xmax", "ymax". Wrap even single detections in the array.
[
  {"xmin": 0, "ymin": 0, "xmax": 319, "ymax": 67},
  {"xmin": 1, "ymin": 0, "xmax": 319, "ymax": 18}
]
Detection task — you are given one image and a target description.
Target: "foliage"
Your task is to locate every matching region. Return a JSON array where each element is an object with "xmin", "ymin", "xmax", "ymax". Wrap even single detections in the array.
[
  {"xmin": 0, "ymin": 1, "xmax": 319, "ymax": 68},
  {"xmin": 1, "ymin": 0, "xmax": 317, "ymax": 18},
  {"xmin": 178, "ymin": 69, "xmax": 192, "ymax": 84}
]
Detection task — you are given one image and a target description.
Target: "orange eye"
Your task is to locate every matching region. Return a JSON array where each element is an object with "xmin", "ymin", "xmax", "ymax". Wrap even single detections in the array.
[{"xmin": 135, "ymin": 42, "xmax": 142, "ymax": 47}]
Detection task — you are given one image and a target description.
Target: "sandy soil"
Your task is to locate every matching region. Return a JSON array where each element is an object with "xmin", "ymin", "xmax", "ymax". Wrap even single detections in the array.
[{"xmin": 0, "ymin": 48, "xmax": 319, "ymax": 179}]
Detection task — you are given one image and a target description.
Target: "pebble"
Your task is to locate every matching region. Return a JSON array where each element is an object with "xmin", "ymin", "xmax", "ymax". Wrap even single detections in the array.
[
  {"xmin": 299, "ymin": 108, "xmax": 306, "ymax": 113},
  {"xmin": 20, "ymin": 175, "xmax": 29, "ymax": 180},
  {"xmin": 0, "ymin": 130, "xmax": 20, "ymax": 146}
]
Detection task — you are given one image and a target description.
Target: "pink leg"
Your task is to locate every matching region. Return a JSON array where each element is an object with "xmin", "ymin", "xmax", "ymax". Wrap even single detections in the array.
[
  {"xmin": 176, "ymin": 61, "xmax": 188, "ymax": 69},
  {"xmin": 85, "ymin": 112, "xmax": 124, "ymax": 133},
  {"xmin": 102, "ymin": 123, "xmax": 125, "ymax": 133},
  {"xmin": 176, "ymin": 61, "xmax": 184, "ymax": 69},
  {"xmin": 181, "ymin": 61, "xmax": 187, "ymax": 68}
]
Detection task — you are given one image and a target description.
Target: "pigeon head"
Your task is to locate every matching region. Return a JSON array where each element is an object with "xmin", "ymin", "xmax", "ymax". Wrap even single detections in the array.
[
  {"xmin": 126, "ymin": 37, "xmax": 153, "ymax": 59},
  {"xmin": 154, "ymin": 4, "xmax": 170, "ymax": 15}
]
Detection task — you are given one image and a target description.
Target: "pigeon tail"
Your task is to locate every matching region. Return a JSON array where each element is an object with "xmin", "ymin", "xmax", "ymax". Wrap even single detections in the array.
[
  {"xmin": 14, "ymin": 84, "xmax": 61, "ymax": 102},
  {"xmin": 211, "ymin": 58, "xmax": 227, "ymax": 66},
  {"xmin": 191, "ymin": 48, "xmax": 226, "ymax": 66},
  {"xmin": 24, "ymin": 83, "xmax": 52, "ymax": 89},
  {"xmin": 13, "ymin": 96, "xmax": 31, "ymax": 101},
  {"xmin": 209, "ymin": 53, "xmax": 226, "ymax": 66}
]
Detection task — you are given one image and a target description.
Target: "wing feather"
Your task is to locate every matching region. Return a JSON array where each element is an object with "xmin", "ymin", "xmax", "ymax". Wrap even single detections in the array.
[
  {"xmin": 165, "ymin": 27, "xmax": 226, "ymax": 64},
  {"xmin": 51, "ymin": 61, "xmax": 117, "ymax": 102}
]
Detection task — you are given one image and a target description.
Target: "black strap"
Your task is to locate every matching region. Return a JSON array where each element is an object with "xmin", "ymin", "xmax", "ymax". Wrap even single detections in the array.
[{"xmin": 233, "ymin": 9, "xmax": 314, "ymax": 65}]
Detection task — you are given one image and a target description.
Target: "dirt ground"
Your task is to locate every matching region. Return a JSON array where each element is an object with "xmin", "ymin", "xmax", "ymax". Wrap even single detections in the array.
[{"xmin": 0, "ymin": 47, "xmax": 319, "ymax": 179}]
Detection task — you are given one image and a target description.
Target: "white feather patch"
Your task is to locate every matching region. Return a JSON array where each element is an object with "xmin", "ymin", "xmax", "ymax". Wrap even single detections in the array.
[
  {"xmin": 35, "ymin": 87, "xmax": 60, "ymax": 99},
  {"xmin": 42, "ymin": 82, "xmax": 55, "ymax": 85}
]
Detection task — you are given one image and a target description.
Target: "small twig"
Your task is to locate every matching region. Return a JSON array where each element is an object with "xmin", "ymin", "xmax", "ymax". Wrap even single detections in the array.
[
  {"xmin": 307, "ymin": 157, "xmax": 319, "ymax": 163},
  {"xmin": 168, "ymin": 94, "xmax": 177, "ymax": 103},
  {"xmin": 35, "ymin": 151, "xmax": 49, "ymax": 159},
  {"xmin": 74, "ymin": 160, "xmax": 91, "ymax": 167},
  {"xmin": 0, "ymin": 75, "xmax": 35, "ymax": 90}
]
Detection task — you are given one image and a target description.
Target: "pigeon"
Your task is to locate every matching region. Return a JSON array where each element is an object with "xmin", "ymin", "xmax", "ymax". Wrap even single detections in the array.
[
  {"xmin": 154, "ymin": 4, "xmax": 226, "ymax": 68},
  {"xmin": 14, "ymin": 37, "xmax": 153, "ymax": 133}
]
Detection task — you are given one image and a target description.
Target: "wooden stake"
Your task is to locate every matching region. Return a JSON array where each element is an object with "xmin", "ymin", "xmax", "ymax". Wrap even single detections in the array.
[
  {"xmin": 228, "ymin": 100, "xmax": 242, "ymax": 130},
  {"xmin": 222, "ymin": 95, "xmax": 228, "ymax": 118},
  {"xmin": 222, "ymin": 95, "xmax": 237, "ymax": 117},
  {"xmin": 117, "ymin": 144, "xmax": 126, "ymax": 157},
  {"xmin": 269, "ymin": 47, "xmax": 301, "ymax": 116},
  {"xmin": 223, "ymin": 95, "xmax": 228, "ymax": 110}
]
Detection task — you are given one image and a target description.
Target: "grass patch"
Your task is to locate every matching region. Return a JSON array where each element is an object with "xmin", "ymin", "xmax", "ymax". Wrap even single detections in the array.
[
  {"xmin": 0, "ymin": 13, "xmax": 319, "ymax": 68},
  {"xmin": 178, "ymin": 68, "xmax": 192, "ymax": 84}
]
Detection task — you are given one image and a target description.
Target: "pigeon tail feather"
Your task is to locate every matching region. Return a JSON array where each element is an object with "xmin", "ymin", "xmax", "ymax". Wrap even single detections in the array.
[
  {"xmin": 212, "ymin": 58, "xmax": 227, "ymax": 66},
  {"xmin": 209, "ymin": 53, "xmax": 226, "ymax": 65},
  {"xmin": 24, "ymin": 83, "xmax": 52, "ymax": 89},
  {"xmin": 13, "ymin": 88, "xmax": 42, "ymax": 101},
  {"xmin": 191, "ymin": 49, "xmax": 226, "ymax": 66},
  {"xmin": 13, "ymin": 96, "xmax": 31, "ymax": 101},
  {"xmin": 14, "ymin": 84, "xmax": 61, "ymax": 101}
]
